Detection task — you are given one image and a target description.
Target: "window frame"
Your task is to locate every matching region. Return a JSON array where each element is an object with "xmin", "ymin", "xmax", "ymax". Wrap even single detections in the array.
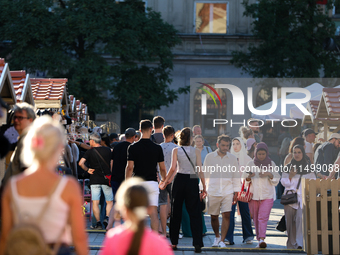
[
  {"xmin": 116, "ymin": 0, "xmax": 148, "ymax": 12},
  {"xmin": 193, "ymin": 1, "xmax": 229, "ymax": 34}
]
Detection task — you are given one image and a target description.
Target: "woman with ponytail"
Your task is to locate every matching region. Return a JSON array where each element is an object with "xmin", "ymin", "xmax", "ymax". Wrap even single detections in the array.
[{"xmin": 100, "ymin": 178, "xmax": 173, "ymax": 255}]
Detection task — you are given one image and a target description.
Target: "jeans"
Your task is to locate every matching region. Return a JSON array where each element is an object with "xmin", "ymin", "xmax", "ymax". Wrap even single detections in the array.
[{"xmin": 226, "ymin": 201, "xmax": 254, "ymax": 243}]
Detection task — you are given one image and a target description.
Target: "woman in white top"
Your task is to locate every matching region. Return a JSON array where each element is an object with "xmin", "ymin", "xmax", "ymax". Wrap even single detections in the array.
[
  {"xmin": 242, "ymin": 142, "xmax": 280, "ymax": 249},
  {"xmin": 0, "ymin": 116, "xmax": 88, "ymax": 255},
  {"xmin": 160, "ymin": 127, "xmax": 206, "ymax": 253},
  {"xmin": 226, "ymin": 137, "xmax": 254, "ymax": 244},
  {"xmin": 280, "ymin": 145, "xmax": 316, "ymax": 249}
]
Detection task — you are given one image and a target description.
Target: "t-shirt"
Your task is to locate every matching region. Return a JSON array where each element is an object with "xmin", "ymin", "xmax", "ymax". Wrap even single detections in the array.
[
  {"xmin": 151, "ymin": 133, "xmax": 164, "ymax": 144},
  {"xmin": 305, "ymin": 141, "xmax": 313, "ymax": 154},
  {"xmin": 160, "ymin": 142, "xmax": 178, "ymax": 173},
  {"xmin": 82, "ymin": 147, "xmax": 112, "ymax": 185},
  {"xmin": 127, "ymin": 139, "xmax": 164, "ymax": 181},
  {"xmin": 112, "ymin": 141, "xmax": 131, "ymax": 183},
  {"xmin": 100, "ymin": 225, "xmax": 172, "ymax": 255}
]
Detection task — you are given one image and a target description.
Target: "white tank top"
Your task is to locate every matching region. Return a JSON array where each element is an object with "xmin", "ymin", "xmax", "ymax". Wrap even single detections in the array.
[
  {"xmin": 177, "ymin": 146, "xmax": 197, "ymax": 175},
  {"xmin": 11, "ymin": 176, "xmax": 72, "ymax": 244}
]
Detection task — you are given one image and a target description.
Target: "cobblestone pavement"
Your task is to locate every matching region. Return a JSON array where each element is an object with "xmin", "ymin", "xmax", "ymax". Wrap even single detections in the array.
[{"xmin": 83, "ymin": 200, "xmax": 306, "ymax": 254}]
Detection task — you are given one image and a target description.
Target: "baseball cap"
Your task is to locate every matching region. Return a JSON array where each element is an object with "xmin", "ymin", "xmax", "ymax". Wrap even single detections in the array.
[
  {"xmin": 109, "ymin": 133, "xmax": 118, "ymax": 140},
  {"xmin": 246, "ymin": 138, "xmax": 256, "ymax": 150},
  {"xmin": 304, "ymin": 128, "xmax": 318, "ymax": 137},
  {"xmin": 125, "ymin": 128, "xmax": 136, "ymax": 138},
  {"xmin": 329, "ymin": 133, "xmax": 340, "ymax": 140}
]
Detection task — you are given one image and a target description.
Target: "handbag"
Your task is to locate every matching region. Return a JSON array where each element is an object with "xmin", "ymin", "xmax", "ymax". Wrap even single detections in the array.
[
  {"xmin": 94, "ymin": 148, "xmax": 112, "ymax": 187},
  {"xmin": 280, "ymin": 176, "xmax": 301, "ymax": 205},
  {"xmin": 276, "ymin": 215, "xmax": 286, "ymax": 232},
  {"xmin": 181, "ymin": 147, "xmax": 206, "ymax": 212},
  {"xmin": 237, "ymin": 180, "xmax": 253, "ymax": 203}
]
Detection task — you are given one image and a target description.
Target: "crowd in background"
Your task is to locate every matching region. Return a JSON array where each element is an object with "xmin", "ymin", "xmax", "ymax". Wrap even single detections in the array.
[{"xmin": 1, "ymin": 99, "xmax": 340, "ymax": 254}]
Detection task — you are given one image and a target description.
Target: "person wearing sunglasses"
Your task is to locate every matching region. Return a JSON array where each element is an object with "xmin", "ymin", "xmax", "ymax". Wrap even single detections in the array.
[{"xmin": 1, "ymin": 103, "xmax": 36, "ymax": 187}]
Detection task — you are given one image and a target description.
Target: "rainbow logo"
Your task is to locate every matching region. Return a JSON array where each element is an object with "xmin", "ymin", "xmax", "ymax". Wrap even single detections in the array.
[{"xmin": 198, "ymin": 82, "xmax": 222, "ymax": 115}]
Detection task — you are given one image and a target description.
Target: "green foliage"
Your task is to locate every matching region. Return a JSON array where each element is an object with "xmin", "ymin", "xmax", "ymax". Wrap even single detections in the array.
[
  {"xmin": 0, "ymin": 0, "xmax": 181, "ymax": 114},
  {"xmin": 231, "ymin": 0, "xmax": 340, "ymax": 87}
]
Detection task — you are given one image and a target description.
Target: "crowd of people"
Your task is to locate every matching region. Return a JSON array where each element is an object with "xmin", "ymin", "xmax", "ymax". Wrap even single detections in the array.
[{"xmin": 1, "ymin": 99, "xmax": 340, "ymax": 254}]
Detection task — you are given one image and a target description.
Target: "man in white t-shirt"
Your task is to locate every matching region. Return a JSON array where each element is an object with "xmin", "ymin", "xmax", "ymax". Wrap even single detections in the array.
[{"xmin": 303, "ymin": 129, "xmax": 317, "ymax": 163}]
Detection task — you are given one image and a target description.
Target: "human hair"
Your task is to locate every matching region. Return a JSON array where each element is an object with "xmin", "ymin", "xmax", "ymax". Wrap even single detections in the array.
[
  {"xmin": 100, "ymin": 133, "xmax": 111, "ymax": 147},
  {"xmin": 239, "ymin": 126, "xmax": 254, "ymax": 140},
  {"xmin": 178, "ymin": 127, "xmax": 192, "ymax": 146},
  {"xmin": 115, "ymin": 178, "xmax": 149, "ymax": 255},
  {"xmin": 162, "ymin": 125, "xmax": 175, "ymax": 138},
  {"xmin": 90, "ymin": 132, "xmax": 101, "ymax": 144},
  {"xmin": 135, "ymin": 131, "xmax": 141, "ymax": 139},
  {"xmin": 247, "ymin": 118, "xmax": 258, "ymax": 126},
  {"xmin": 13, "ymin": 102, "xmax": 36, "ymax": 120},
  {"xmin": 153, "ymin": 116, "xmax": 165, "ymax": 129},
  {"xmin": 174, "ymin": 130, "xmax": 181, "ymax": 144},
  {"xmin": 194, "ymin": 135, "xmax": 204, "ymax": 141},
  {"xmin": 289, "ymin": 137, "xmax": 305, "ymax": 153},
  {"xmin": 192, "ymin": 125, "xmax": 201, "ymax": 132},
  {"xmin": 140, "ymin": 119, "xmax": 152, "ymax": 132},
  {"xmin": 21, "ymin": 116, "xmax": 65, "ymax": 166},
  {"xmin": 313, "ymin": 142, "xmax": 322, "ymax": 154},
  {"xmin": 217, "ymin": 134, "xmax": 231, "ymax": 144}
]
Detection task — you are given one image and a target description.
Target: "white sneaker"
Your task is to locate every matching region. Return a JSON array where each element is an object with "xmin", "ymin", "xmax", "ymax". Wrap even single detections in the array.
[
  {"xmin": 246, "ymin": 240, "xmax": 253, "ymax": 244},
  {"xmin": 212, "ymin": 237, "xmax": 221, "ymax": 247},
  {"xmin": 179, "ymin": 234, "xmax": 183, "ymax": 239},
  {"xmin": 224, "ymin": 240, "xmax": 230, "ymax": 245},
  {"xmin": 218, "ymin": 241, "xmax": 226, "ymax": 247},
  {"xmin": 236, "ymin": 215, "xmax": 241, "ymax": 222}
]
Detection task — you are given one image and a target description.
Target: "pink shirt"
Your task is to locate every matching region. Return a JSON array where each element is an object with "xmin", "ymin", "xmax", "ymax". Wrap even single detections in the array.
[{"xmin": 100, "ymin": 225, "xmax": 173, "ymax": 255}]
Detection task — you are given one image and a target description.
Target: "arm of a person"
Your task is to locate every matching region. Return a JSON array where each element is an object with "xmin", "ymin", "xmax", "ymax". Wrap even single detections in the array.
[
  {"xmin": 110, "ymin": 159, "xmax": 113, "ymax": 173},
  {"xmin": 195, "ymin": 149, "xmax": 206, "ymax": 193},
  {"xmin": 164, "ymin": 148, "xmax": 178, "ymax": 184},
  {"xmin": 280, "ymin": 172, "xmax": 293, "ymax": 188},
  {"xmin": 284, "ymin": 154, "xmax": 292, "ymax": 166},
  {"xmin": 232, "ymin": 159, "xmax": 241, "ymax": 193},
  {"xmin": 268, "ymin": 161, "xmax": 280, "ymax": 186},
  {"xmin": 158, "ymin": 161, "xmax": 167, "ymax": 181},
  {"xmin": 64, "ymin": 178, "xmax": 88, "ymax": 255},
  {"xmin": 0, "ymin": 185, "xmax": 13, "ymax": 255},
  {"xmin": 78, "ymin": 158, "xmax": 88, "ymax": 171},
  {"xmin": 125, "ymin": 161, "xmax": 134, "ymax": 179}
]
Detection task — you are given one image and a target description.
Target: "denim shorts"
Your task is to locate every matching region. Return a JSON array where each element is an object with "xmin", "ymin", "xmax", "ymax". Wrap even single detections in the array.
[{"xmin": 91, "ymin": 184, "xmax": 113, "ymax": 201}]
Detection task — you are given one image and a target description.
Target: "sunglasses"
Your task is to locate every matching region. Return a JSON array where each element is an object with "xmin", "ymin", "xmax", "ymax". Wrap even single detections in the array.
[{"xmin": 13, "ymin": 116, "xmax": 30, "ymax": 121}]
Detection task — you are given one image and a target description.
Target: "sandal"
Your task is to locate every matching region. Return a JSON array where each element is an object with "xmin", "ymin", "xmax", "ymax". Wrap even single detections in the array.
[{"xmin": 171, "ymin": 245, "xmax": 177, "ymax": 250}]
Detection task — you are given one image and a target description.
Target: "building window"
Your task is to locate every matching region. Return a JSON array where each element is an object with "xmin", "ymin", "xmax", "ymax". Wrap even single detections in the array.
[
  {"xmin": 256, "ymin": 88, "xmax": 281, "ymax": 108},
  {"xmin": 116, "ymin": 0, "xmax": 147, "ymax": 12},
  {"xmin": 195, "ymin": 2, "xmax": 228, "ymax": 33},
  {"xmin": 193, "ymin": 86, "xmax": 226, "ymax": 136}
]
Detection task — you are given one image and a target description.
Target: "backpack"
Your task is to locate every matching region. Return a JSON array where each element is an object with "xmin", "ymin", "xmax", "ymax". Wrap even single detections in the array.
[{"xmin": 5, "ymin": 179, "xmax": 65, "ymax": 255}]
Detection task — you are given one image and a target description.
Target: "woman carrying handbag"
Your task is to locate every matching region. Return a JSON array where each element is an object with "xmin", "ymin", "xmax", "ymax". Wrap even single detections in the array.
[
  {"xmin": 225, "ymin": 137, "xmax": 254, "ymax": 245},
  {"xmin": 159, "ymin": 127, "xmax": 206, "ymax": 253},
  {"xmin": 242, "ymin": 142, "xmax": 280, "ymax": 248},
  {"xmin": 280, "ymin": 145, "xmax": 316, "ymax": 249}
]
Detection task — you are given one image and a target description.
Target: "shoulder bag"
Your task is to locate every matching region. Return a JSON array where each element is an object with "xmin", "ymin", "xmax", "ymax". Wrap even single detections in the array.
[
  {"xmin": 181, "ymin": 147, "xmax": 206, "ymax": 213},
  {"xmin": 280, "ymin": 175, "xmax": 301, "ymax": 205},
  {"xmin": 94, "ymin": 148, "xmax": 112, "ymax": 187},
  {"xmin": 237, "ymin": 179, "xmax": 253, "ymax": 203}
]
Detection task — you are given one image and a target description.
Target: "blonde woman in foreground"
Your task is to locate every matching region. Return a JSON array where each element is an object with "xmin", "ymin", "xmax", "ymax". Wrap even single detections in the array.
[{"xmin": 0, "ymin": 116, "xmax": 88, "ymax": 255}]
